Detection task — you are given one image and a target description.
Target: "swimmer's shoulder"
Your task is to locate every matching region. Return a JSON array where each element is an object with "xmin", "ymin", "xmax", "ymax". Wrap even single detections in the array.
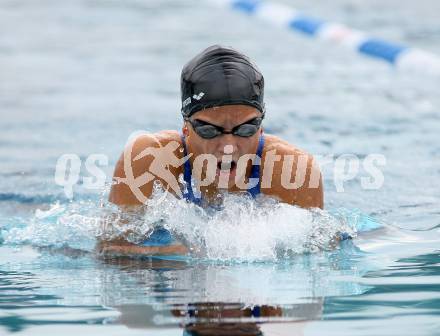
[
  {"xmin": 262, "ymin": 133, "xmax": 312, "ymax": 158},
  {"xmin": 261, "ymin": 133, "xmax": 324, "ymax": 209},
  {"xmin": 130, "ymin": 130, "xmax": 182, "ymax": 152},
  {"xmin": 109, "ymin": 130, "xmax": 184, "ymax": 205}
]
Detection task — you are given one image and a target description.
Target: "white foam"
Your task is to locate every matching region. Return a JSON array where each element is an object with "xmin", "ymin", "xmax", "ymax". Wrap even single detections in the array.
[
  {"xmin": 139, "ymin": 190, "xmax": 356, "ymax": 262},
  {"xmin": 396, "ymin": 48, "xmax": 440, "ymax": 76},
  {"xmin": 2, "ymin": 189, "xmax": 357, "ymax": 262},
  {"xmin": 254, "ymin": 2, "xmax": 298, "ymax": 27}
]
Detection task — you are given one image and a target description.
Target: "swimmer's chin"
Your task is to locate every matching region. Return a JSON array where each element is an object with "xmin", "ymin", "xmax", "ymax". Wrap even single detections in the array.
[{"xmin": 95, "ymin": 240, "xmax": 189, "ymax": 258}]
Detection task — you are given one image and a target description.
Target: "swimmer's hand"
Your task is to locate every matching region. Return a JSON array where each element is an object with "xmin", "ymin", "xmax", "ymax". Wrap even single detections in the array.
[{"xmin": 96, "ymin": 240, "xmax": 188, "ymax": 257}]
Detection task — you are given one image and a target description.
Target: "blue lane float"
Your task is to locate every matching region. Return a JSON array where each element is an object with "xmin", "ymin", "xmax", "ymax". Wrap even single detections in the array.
[
  {"xmin": 358, "ymin": 39, "xmax": 408, "ymax": 64},
  {"xmin": 289, "ymin": 15, "xmax": 325, "ymax": 36},
  {"xmin": 212, "ymin": 0, "xmax": 440, "ymax": 75}
]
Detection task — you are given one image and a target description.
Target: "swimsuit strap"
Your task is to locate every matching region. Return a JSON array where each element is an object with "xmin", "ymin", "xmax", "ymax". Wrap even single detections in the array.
[
  {"xmin": 247, "ymin": 133, "xmax": 265, "ymax": 198},
  {"xmin": 251, "ymin": 305, "xmax": 261, "ymax": 318},
  {"xmin": 180, "ymin": 133, "xmax": 265, "ymax": 204},
  {"xmin": 181, "ymin": 135, "xmax": 202, "ymax": 205}
]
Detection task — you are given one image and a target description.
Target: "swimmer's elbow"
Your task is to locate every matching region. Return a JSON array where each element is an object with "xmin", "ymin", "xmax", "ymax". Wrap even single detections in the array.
[
  {"xmin": 295, "ymin": 188, "xmax": 323, "ymax": 209},
  {"xmin": 314, "ymin": 186, "xmax": 324, "ymax": 209},
  {"xmin": 311, "ymin": 174, "xmax": 324, "ymax": 209}
]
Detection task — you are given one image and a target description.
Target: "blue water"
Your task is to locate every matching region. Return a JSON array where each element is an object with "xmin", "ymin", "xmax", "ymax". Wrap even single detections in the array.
[{"xmin": 1, "ymin": 0, "xmax": 439, "ymax": 335}]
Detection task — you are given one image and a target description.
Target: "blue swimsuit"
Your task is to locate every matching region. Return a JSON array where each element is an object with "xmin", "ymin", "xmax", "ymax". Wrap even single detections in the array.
[{"xmin": 181, "ymin": 133, "xmax": 266, "ymax": 206}]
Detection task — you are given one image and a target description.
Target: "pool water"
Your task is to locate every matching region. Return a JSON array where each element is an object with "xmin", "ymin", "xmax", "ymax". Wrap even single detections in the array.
[{"xmin": 1, "ymin": 0, "xmax": 439, "ymax": 335}]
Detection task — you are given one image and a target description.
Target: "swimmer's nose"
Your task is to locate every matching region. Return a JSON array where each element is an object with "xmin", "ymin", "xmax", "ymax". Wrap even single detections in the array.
[{"xmin": 218, "ymin": 134, "xmax": 238, "ymax": 152}]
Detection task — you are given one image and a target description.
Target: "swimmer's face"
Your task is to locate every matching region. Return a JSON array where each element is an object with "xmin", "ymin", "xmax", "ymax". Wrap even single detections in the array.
[{"xmin": 183, "ymin": 104, "xmax": 263, "ymax": 189}]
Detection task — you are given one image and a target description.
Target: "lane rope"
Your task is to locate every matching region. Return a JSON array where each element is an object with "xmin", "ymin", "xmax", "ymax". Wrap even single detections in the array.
[{"xmin": 212, "ymin": 0, "xmax": 440, "ymax": 76}]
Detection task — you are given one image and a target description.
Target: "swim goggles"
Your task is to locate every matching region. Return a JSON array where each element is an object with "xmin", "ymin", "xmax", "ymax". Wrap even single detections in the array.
[{"xmin": 185, "ymin": 117, "xmax": 263, "ymax": 139}]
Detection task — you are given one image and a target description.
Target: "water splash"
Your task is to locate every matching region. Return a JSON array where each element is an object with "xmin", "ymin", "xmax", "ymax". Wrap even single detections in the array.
[
  {"xmin": 0, "ymin": 189, "xmax": 366, "ymax": 262},
  {"xmin": 1, "ymin": 201, "xmax": 102, "ymax": 251},
  {"xmin": 141, "ymin": 191, "xmax": 358, "ymax": 261}
]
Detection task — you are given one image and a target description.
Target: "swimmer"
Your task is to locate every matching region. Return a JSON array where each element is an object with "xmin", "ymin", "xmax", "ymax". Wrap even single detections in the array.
[{"xmin": 98, "ymin": 45, "xmax": 323, "ymax": 257}]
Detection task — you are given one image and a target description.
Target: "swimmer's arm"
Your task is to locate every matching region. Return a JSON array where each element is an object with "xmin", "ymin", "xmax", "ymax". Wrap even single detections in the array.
[
  {"xmin": 101, "ymin": 134, "xmax": 188, "ymax": 256},
  {"xmin": 96, "ymin": 239, "xmax": 188, "ymax": 257},
  {"xmin": 96, "ymin": 206, "xmax": 189, "ymax": 257},
  {"xmin": 96, "ymin": 210, "xmax": 188, "ymax": 257}
]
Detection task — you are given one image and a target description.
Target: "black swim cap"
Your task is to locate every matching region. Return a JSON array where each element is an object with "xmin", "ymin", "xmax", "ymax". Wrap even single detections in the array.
[{"xmin": 180, "ymin": 45, "xmax": 265, "ymax": 119}]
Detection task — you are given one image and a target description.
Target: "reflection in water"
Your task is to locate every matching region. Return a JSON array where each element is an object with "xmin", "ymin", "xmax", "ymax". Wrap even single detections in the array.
[
  {"xmin": 0, "ymin": 240, "xmax": 438, "ymax": 335},
  {"xmin": 97, "ymin": 249, "xmax": 368, "ymax": 335},
  {"xmin": 97, "ymin": 241, "xmax": 370, "ymax": 306}
]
